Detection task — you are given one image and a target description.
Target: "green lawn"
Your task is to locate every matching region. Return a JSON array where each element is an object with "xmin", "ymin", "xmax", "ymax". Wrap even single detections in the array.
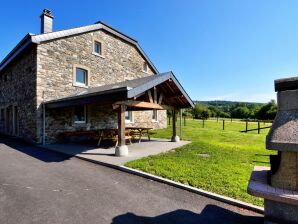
[{"xmin": 125, "ymin": 119, "xmax": 275, "ymax": 206}]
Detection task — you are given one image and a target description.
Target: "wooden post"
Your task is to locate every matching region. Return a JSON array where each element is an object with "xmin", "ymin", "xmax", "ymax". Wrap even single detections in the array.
[
  {"xmin": 245, "ymin": 119, "xmax": 248, "ymax": 133},
  {"xmin": 180, "ymin": 109, "xmax": 182, "ymax": 140},
  {"xmin": 223, "ymin": 120, "xmax": 225, "ymax": 130},
  {"xmin": 184, "ymin": 116, "xmax": 186, "ymax": 126},
  {"xmin": 171, "ymin": 109, "xmax": 179, "ymax": 142},
  {"xmin": 217, "ymin": 116, "xmax": 219, "ymax": 122},
  {"xmin": 202, "ymin": 118, "xmax": 205, "ymax": 128},
  {"xmin": 231, "ymin": 117, "xmax": 232, "ymax": 122},
  {"xmin": 118, "ymin": 104, "xmax": 126, "ymax": 146},
  {"xmin": 168, "ymin": 116, "xmax": 171, "ymax": 125},
  {"xmin": 258, "ymin": 121, "xmax": 260, "ymax": 134},
  {"xmin": 115, "ymin": 104, "xmax": 128, "ymax": 156}
]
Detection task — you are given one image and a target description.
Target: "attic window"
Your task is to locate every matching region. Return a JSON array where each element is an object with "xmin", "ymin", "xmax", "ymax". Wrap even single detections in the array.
[
  {"xmin": 94, "ymin": 41, "xmax": 102, "ymax": 55},
  {"xmin": 92, "ymin": 39, "xmax": 104, "ymax": 58},
  {"xmin": 143, "ymin": 62, "xmax": 148, "ymax": 73}
]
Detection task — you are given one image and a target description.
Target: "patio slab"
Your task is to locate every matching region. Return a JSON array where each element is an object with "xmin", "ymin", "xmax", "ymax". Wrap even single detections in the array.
[{"xmin": 42, "ymin": 138, "xmax": 190, "ymax": 165}]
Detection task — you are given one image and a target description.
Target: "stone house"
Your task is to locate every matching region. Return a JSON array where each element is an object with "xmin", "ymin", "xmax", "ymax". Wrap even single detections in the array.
[{"xmin": 0, "ymin": 9, "xmax": 193, "ymax": 149}]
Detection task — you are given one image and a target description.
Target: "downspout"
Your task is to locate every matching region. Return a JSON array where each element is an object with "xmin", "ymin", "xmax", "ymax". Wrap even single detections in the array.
[{"xmin": 42, "ymin": 91, "xmax": 46, "ymax": 145}]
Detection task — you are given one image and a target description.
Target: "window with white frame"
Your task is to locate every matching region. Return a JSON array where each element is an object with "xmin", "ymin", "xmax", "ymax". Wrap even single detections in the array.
[
  {"xmin": 75, "ymin": 68, "xmax": 88, "ymax": 87},
  {"xmin": 143, "ymin": 62, "xmax": 148, "ymax": 73},
  {"xmin": 125, "ymin": 111, "xmax": 133, "ymax": 123},
  {"xmin": 152, "ymin": 110, "xmax": 158, "ymax": 122},
  {"xmin": 93, "ymin": 41, "xmax": 102, "ymax": 55},
  {"xmin": 74, "ymin": 105, "xmax": 86, "ymax": 124}
]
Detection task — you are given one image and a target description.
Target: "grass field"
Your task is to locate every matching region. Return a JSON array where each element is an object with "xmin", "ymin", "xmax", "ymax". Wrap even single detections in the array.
[{"xmin": 125, "ymin": 119, "xmax": 275, "ymax": 206}]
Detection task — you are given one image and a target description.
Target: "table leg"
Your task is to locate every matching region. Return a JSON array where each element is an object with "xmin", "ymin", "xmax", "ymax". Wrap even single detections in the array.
[
  {"xmin": 138, "ymin": 130, "xmax": 142, "ymax": 143},
  {"xmin": 97, "ymin": 130, "xmax": 103, "ymax": 146}
]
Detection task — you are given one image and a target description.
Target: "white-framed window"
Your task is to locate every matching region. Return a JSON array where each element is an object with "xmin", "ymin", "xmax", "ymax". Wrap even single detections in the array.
[
  {"xmin": 143, "ymin": 62, "xmax": 148, "ymax": 73},
  {"xmin": 74, "ymin": 105, "xmax": 87, "ymax": 124},
  {"xmin": 152, "ymin": 110, "xmax": 158, "ymax": 122},
  {"xmin": 74, "ymin": 67, "xmax": 88, "ymax": 87},
  {"xmin": 94, "ymin": 41, "xmax": 102, "ymax": 55},
  {"xmin": 125, "ymin": 111, "xmax": 133, "ymax": 123}
]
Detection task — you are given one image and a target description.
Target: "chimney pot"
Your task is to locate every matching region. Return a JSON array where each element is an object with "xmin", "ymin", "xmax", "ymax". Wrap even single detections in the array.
[{"xmin": 40, "ymin": 9, "xmax": 53, "ymax": 34}]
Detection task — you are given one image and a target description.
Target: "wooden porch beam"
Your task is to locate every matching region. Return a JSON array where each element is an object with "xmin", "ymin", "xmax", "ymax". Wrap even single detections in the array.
[
  {"xmin": 113, "ymin": 100, "xmax": 168, "ymax": 110},
  {"xmin": 158, "ymin": 93, "xmax": 163, "ymax": 105},
  {"xmin": 154, "ymin": 87, "xmax": 157, "ymax": 104},
  {"xmin": 147, "ymin": 90, "xmax": 153, "ymax": 103}
]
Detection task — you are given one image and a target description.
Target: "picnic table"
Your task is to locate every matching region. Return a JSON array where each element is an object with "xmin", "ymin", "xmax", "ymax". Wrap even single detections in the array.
[
  {"xmin": 97, "ymin": 129, "xmax": 132, "ymax": 147},
  {"xmin": 126, "ymin": 127, "xmax": 155, "ymax": 143},
  {"xmin": 61, "ymin": 127, "xmax": 155, "ymax": 146}
]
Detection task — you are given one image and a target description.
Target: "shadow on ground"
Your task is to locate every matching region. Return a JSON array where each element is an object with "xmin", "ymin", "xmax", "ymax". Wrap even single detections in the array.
[
  {"xmin": 111, "ymin": 205, "xmax": 263, "ymax": 224},
  {"xmin": 0, "ymin": 134, "xmax": 73, "ymax": 163}
]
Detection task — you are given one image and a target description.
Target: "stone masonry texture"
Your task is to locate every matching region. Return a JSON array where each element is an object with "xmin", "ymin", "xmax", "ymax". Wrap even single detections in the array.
[
  {"xmin": 0, "ymin": 46, "xmax": 38, "ymax": 142},
  {"xmin": 36, "ymin": 29, "xmax": 166, "ymax": 143},
  {"xmin": 0, "ymin": 29, "xmax": 168, "ymax": 144}
]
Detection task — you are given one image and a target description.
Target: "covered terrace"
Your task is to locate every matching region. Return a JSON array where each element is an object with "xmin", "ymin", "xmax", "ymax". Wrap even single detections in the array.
[{"xmin": 43, "ymin": 72, "xmax": 194, "ymax": 156}]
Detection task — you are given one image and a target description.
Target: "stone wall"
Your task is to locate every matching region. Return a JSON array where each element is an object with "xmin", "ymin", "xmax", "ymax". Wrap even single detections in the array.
[
  {"xmin": 0, "ymin": 46, "xmax": 38, "ymax": 142},
  {"xmin": 36, "ymin": 29, "xmax": 166, "ymax": 143},
  {"xmin": 45, "ymin": 104, "xmax": 167, "ymax": 144}
]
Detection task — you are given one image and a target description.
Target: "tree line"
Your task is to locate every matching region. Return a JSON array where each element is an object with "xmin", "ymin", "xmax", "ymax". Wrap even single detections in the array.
[{"xmin": 184, "ymin": 100, "xmax": 277, "ymax": 121}]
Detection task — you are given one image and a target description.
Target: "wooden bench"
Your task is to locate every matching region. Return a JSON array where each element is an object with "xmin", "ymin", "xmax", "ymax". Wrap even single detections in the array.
[{"xmin": 60, "ymin": 130, "xmax": 98, "ymax": 142}]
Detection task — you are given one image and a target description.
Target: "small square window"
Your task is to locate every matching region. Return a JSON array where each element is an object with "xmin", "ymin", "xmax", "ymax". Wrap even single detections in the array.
[
  {"xmin": 76, "ymin": 68, "xmax": 88, "ymax": 86},
  {"xmin": 74, "ymin": 105, "xmax": 86, "ymax": 124},
  {"xmin": 143, "ymin": 62, "xmax": 148, "ymax": 72},
  {"xmin": 94, "ymin": 41, "xmax": 102, "ymax": 55},
  {"xmin": 125, "ymin": 111, "xmax": 133, "ymax": 123},
  {"xmin": 152, "ymin": 110, "xmax": 158, "ymax": 122}
]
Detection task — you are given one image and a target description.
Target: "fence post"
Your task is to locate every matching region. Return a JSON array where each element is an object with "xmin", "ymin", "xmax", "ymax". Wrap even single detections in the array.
[
  {"xmin": 258, "ymin": 121, "xmax": 260, "ymax": 134},
  {"xmin": 245, "ymin": 119, "xmax": 248, "ymax": 133},
  {"xmin": 223, "ymin": 120, "xmax": 225, "ymax": 130},
  {"xmin": 231, "ymin": 117, "xmax": 232, "ymax": 122},
  {"xmin": 184, "ymin": 116, "xmax": 186, "ymax": 126},
  {"xmin": 203, "ymin": 118, "xmax": 205, "ymax": 128},
  {"xmin": 217, "ymin": 116, "xmax": 219, "ymax": 122}
]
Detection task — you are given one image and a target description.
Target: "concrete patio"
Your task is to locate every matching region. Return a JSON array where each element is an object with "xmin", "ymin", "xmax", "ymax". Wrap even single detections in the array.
[{"xmin": 42, "ymin": 138, "xmax": 190, "ymax": 166}]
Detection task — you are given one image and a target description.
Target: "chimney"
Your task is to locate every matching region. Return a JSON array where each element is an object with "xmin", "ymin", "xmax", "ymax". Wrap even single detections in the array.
[{"xmin": 40, "ymin": 9, "xmax": 53, "ymax": 34}]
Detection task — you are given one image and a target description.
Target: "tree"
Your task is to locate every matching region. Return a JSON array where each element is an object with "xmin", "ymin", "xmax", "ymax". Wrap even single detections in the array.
[
  {"xmin": 192, "ymin": 103, "xmax": 211, "ymax": 119},
  {"xmin": 231, "ymin": 106, "xmax": 250, "ymax": 118},
  {"xmin": 256, "ymin": 100, "xmax": 277, "ymax": 120}
]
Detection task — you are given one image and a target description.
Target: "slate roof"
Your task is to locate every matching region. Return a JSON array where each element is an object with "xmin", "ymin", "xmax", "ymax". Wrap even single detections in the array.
[
  {"xmin": 45, "ymin": 72, "xmax": 194, "ymax": 109},
  {"xmin": 0, "ymin": 21, "xmax": 158, "ymax": 73}
]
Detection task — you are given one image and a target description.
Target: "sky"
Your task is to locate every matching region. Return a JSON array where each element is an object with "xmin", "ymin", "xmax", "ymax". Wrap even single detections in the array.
[{"xmin": 1, "ymin": 0, "xmax": 298, "ymax": 103}]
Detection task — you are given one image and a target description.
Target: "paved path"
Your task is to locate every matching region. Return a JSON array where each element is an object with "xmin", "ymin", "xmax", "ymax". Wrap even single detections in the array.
[
  {"xmin": 0, "ymin": 138, "xmax": 263, "ymax": 224},
  {"xmin": 43, "ymin": 138, "xmax": 190, "ymax": 165}
]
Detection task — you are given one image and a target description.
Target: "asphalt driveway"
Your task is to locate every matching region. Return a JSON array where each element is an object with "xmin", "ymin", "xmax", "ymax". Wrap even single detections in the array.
[{"xmin": 0, "ymin": 137, "xmax": 263, "ymax": 224}]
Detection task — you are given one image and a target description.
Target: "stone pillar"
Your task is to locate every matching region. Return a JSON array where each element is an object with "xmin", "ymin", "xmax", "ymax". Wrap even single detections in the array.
[
  {"xmin": 171, "ymin": 109, "xmax": 180, "ymax": 142},
  {"xmin": 115, "ymin": 104, "xmax": 128, "ymax": 156}
]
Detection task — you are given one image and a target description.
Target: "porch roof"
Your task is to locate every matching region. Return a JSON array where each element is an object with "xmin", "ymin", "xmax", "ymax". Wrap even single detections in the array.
[{"xmin": 45, "ymin": 72, "xmax": 194, "ymax": 109}]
